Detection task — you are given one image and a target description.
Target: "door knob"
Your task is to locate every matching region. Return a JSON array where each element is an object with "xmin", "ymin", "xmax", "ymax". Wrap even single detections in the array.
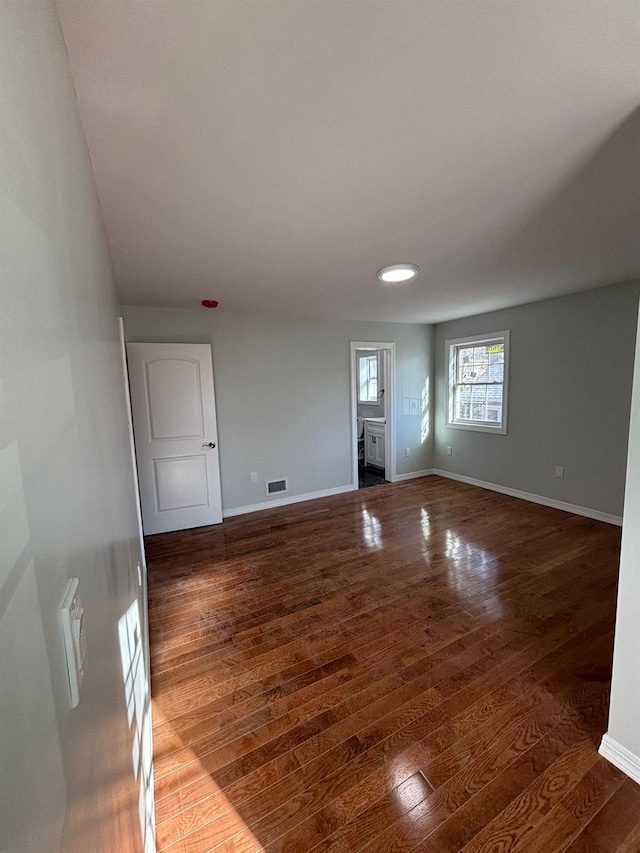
[{"xmin": 202, "ymin": 442, "xmax": 216, "ymax": 449}]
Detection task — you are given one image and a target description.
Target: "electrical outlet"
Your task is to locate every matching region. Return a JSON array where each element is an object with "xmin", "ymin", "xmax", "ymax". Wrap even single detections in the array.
[
  {"xmin": 250, "ymin": 472, "xmax": 258, "ymax": 483},
  {"xmin": 555, "ymin": 466, "xmax": 564, "ymax": 478},
  {"xmin": 446, "ymin": 446, "xmax": 453, "ymax": 456},
  {"xmin": 405, "ymin": 447, "xmax": 411, "ymax": 457}
]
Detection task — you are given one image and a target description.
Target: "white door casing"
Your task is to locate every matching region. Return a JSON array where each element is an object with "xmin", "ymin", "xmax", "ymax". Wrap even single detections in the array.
[
  {"xmin": 127, "ymin": 343, "xmax": 223, "ymax": 534},
  {"xmin": 118, "ymin": 322, "xmax": 156, "ymax": 852},
  {"xmin": 350, "ymin": 341, "xmax": 396, "ymax": 487}
]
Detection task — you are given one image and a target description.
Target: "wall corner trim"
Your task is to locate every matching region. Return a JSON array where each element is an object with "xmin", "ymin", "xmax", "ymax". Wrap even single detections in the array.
[
  {"xmin": 394, "ymin": 469, "xmax": 435, "ymax": 482},
  {"xmin": 432, "ymin": 470, "xmax": 623, "ymax": 526},
  {"xmin": 599, "ymin": 734, "xmax": 640, "ymax": 785},
  {"xmin": 222, "ymin": 484, "xmax": 357, "ymax": 518}
]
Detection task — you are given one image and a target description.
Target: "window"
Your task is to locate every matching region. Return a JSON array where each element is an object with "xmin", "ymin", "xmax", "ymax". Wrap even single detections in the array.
[
  {"xmin": 358, "ymin": 353, "xmax": 378, "ymax": 403},
  {"xmin": 446, "ymin": 331, "xmax": 509, "ymax": 434}
]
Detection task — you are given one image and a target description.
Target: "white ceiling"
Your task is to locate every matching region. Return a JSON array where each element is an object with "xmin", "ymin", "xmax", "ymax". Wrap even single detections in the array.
[{"xmin": 57, "ymin": 1, "xmax": 640, "ymax": 323}]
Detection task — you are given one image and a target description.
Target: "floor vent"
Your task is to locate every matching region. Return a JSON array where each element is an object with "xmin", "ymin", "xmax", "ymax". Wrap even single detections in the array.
[{"xmin": 266, "ymin": 478, "xmax": 288, "ymax": 496}]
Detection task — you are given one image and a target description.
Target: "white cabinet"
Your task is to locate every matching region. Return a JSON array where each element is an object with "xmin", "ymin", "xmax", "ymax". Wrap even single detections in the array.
[{"xmin": 364, "ymin": 420, "xmax": 385, "ymax": 469}]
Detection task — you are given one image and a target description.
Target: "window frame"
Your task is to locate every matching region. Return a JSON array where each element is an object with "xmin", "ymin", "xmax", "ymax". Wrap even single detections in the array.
[
  {"xmin": 357, "ymin": 352, "xmax": 380, "ymax": 405},
  {"xmin": 445, "ymin": 330, "xmax": 510, "ymax": 435}
]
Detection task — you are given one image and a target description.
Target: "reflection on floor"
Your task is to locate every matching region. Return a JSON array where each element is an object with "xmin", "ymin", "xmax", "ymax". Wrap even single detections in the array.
[
  {"xmin": 146, "ymin": 476, "xmax": 637, "ymax": 853},
  {"xmin": 358, "ymin": 463, "xmax": 390, "ymax": 488}
]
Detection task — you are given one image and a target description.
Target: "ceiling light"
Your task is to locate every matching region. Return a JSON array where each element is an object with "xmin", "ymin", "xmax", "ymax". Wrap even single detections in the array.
[{"xmin": 377, "ymin": 264, "xmax": 419, "ymax": 283}]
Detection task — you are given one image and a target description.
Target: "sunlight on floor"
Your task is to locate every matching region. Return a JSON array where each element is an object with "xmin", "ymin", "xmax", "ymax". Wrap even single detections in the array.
[
  {"xmin": 420, "ymin": 507, "xmax": 432, "ymax": 561},
  {"xmin": 151, "ymin": 704, "xmax": 267, "ymax": 851},
  {"xmin": 420, "ymin": 507, "xmax": 431, "ymax": 540},
  {"xmin": 443, "ymin": 529, "xmax": 502, "ymax": 615},
  {"xmin": 361, "ymin": 507, "xmax": 383, "ymax": 550}
]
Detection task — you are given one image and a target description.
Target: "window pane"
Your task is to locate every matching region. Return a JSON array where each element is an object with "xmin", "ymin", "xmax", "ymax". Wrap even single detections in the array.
[
  {"xmin": 471, "ymin": 404, "xmax": 485, "ymax": 420},
  {"xmin": 454, "ymin": 383, "xmax": 503, "ymax": 424},
  {"xmin": 473, "ymin": 346, "xmax": 488, "ymax": 364},
  {"xmin": 487, "ymin": 385, "xmax": 503, "ymax": 404},
  {"xmin": 457, "ymin": 347, "xmax": 474, "ymax": 383},
  {"xmin": 488, "ymin": 363, "xmax": 504, "ymax": 382},
  {"xmin": 470, "ymin": 384, "xmax": 487, "ymax": 404},
  {"xmin": 458, "ymin": 345, "xmax": 491, "ymax": 384},
  {"xmin": 487, "ymin": 351, "xmax": 504, "ymax": 382},
  {"xmin": 455, "ymin": 384, "xmax": 471, "ymax": 420},
  {"xmin": 359, "ymin": 359, "xmax": 368, "ymax": 401}
]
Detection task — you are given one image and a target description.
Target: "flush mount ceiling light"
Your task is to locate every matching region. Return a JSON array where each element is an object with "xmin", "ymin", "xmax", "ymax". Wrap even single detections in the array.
[{"xmin": 377, "ymin": 263, "xmax": 419, "ymax": 284}]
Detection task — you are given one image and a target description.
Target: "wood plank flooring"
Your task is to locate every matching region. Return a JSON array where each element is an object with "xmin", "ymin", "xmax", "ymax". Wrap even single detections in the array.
[{"xmin": 146, "ymin": 475, "xmax": 640, "ymax": 853}]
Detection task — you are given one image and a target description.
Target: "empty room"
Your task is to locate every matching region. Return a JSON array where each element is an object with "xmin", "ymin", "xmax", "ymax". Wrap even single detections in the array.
[{"xmin": 3, "ymin": 2, "xmax": 640, "ymax": 853}]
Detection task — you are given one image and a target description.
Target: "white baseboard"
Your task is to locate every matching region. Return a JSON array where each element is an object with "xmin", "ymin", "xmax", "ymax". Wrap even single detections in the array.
[
  {"xmin": 432, "ymin": 469, "xmax": 622, "ymax": 526},
  {"xmin": 223, "ymin": 469, "xmax": 622, "ymax": 526},
  {"xmin": 223, "ymin": 484, "xmax": 357, "ymax": 518},
  {"xmin": 599, "ymin": 734, "xmax": 640, "ymax": 785},
  {"xmin": 393, "ymin": 469, "xmax": 435, "ymax": 482}
]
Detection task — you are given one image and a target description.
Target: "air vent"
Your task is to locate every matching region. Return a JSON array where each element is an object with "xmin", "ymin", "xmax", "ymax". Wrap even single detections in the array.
[{"xmin": 266, "ymin": 478, "xmax": 288, "ymax": 496}]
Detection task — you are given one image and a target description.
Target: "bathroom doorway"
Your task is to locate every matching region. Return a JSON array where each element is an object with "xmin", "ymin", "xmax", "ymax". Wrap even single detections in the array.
[{"xmin": 350, "ymin": 342, "xmax": 396, "ymax": 489}]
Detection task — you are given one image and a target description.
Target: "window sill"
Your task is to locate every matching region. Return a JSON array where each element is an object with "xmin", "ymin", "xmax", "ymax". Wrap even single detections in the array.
[{"xmin": 446, "ymin": 420, "xmax": 507, "ymax": 435}]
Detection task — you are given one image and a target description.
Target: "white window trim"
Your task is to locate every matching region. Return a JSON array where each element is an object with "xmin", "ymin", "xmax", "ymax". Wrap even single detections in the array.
[{"xmin": 445, "ymin": 330, "xmax": 510, "ymax": 435}]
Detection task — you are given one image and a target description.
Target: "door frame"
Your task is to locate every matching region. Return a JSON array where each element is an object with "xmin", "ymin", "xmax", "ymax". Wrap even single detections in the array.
[
  {"xmin": 350, "ymin": 341, "xmax": 396, "ymax": 488},
  {"xmin": 117, "ymin": 319, "xmax": 156, "ymax": 852},
  {"xmin": 117, "ymin": 320, "xmax": 149, "ymax": 637}
]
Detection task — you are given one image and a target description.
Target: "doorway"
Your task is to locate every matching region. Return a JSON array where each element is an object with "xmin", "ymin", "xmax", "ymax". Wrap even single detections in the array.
[{"xmin": 350, "ymin": 341, "xmax": 396, "ymax": 489}]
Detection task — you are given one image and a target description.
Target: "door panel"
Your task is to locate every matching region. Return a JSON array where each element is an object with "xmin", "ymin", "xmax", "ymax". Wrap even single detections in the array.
[
  {"xmin": 146, "ymin": 358, "xmax": 204, "ymax": 440},
  {"xmin": 127, "ymin": 343, "xmax": 223, "ymax": 534},
  {"xmin": 153, "ymin": 455, "xmax": 209, "ymax": 511}
]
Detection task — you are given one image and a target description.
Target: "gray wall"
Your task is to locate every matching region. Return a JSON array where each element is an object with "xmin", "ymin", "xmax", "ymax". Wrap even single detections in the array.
[
  {"xmin": 125, "ymin": 282, "xmax": 638, "ymax": 518},
  {"xmin": 1, "ymin": 2, "xmax": 146, "ymax": 851},
  {"xmin": 123, "ymin": 307, "xmax": 433, "ymax": 511},
  {"xmin": 607, "ymin": 303, "xmax": 640, "ymax": 759},
  {"xmin": 433, "ymin": 281, "xmax": 639, "ymax": 517}
]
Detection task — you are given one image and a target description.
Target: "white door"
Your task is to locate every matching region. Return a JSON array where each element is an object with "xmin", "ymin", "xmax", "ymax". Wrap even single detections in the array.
[{"xmin": 127, "ymin": 343, "xmax": 223, "ymax": 534}]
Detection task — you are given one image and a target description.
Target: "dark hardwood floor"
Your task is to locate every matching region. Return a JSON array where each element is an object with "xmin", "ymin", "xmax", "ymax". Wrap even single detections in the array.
[
  {"xmin": 146, "ymin": 475, "xmax": 640, "ymax": 853},
  {"xmin": 358, "ymin": 464, "xmax": 390, "ymax": 489}
]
